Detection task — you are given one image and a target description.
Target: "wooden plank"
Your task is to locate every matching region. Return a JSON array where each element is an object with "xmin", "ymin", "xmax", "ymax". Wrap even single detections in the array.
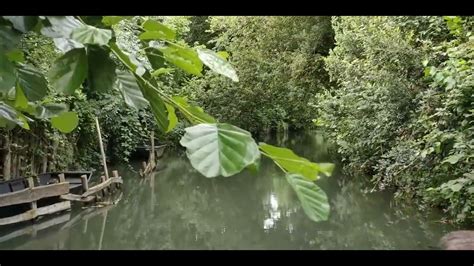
[
  {"xmin": 61, "ymin": 194, "xmax": 121, "ymax": 231},
  {"xmin": 81, "ymin": 176, "xmax": 122, "ymax": 198},
  {"xmin": 0, "ymin": 201, "xmax": 71, "ymax": 226},
  {"xmin": 0, "ymin": 182, "xmax": 70, "ymax": 207},
  {"xmin": 0, "ymin": 212, "xmax": 70, "ymax": 243},
  {"xmin": 60, "ymin": 193, "xmax": 95, "ymax": 203}
]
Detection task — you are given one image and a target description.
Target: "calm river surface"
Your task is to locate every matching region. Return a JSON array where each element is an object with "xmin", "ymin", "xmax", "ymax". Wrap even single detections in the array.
[{"xmin": 0, "ymin": 131, "xmax": 458, "ymax": 249}]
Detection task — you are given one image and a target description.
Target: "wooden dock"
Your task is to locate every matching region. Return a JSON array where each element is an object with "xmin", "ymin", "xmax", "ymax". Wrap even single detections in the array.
[
  {"xmin": 0, "ymin": 171, "xmax": 123, "ymax": 226},
  {"xmin": 0, "ymin": 117, "xmax": 124, "ymax": 226}
]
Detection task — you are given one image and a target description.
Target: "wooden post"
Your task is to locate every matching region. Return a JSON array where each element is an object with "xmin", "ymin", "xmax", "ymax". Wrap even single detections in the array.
[
  {"xmin": 142, "ymin": 131, "xmax": 156, "ymax": 177},
  {"xmin": 150, "ymin": 131, "xmax": 155, "ymax": 164},
  {"xmin": 2, "ymin": 132, "xmax": 11, "ymax": 180},
  {"xmin": 100, "ymin": 175, "xmax": 107, "ymax": 195},
  {"xmin": 27, "ymin": 177, "xmax": 37, "ymax": 213},
  {"xmin": 50, "ymin": 138, "xmax": 59, "ymax": 172},
  {"xmin": 94, "ymin": 117, "xmax": 109, "ymax": 180},
  {"xmin": 80, "ymin": 175, "xmax": 89, "ymax": 192},
  {"xmin": 41, "ymin": 139, "xmax": 48, "ymax": 174},
  {"xmin": 112, "ymin": 170, "xmax": 119, "ymax": 189},
  {"xmin": 16, "ymin": 155, "xmax": 22, "ymax": 179},
  {"xmin": 58, "ymin": 173, "xmax": 65, "ymax": 183}
]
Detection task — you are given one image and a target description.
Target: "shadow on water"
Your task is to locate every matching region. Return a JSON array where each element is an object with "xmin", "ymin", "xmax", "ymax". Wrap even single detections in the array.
[{"xmin": 0, "ymin": 131, "xmax": 457, "ymax": 249}]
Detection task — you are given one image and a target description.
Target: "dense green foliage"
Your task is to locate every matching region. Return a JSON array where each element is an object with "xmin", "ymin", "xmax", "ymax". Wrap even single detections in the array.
[
  {"xmin": 0, "ymin": 16, "xmax": 334, "ymax": 224},
  {"xmin": 316, "ymin": 16, "xmax": 473, "ymax": 223},
  {"xmin": 178, "ymin": 16, "xmax": 335, "ymax": 134},
  {"xmin": 0, "ymin": 16, "xmax": 472, "ymax": 225}
]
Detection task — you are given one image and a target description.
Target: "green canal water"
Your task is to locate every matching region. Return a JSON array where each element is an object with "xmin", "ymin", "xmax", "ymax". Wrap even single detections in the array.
[{"xmin": 0, "ymin": 131, "xmax": 458, "ymax": 249}]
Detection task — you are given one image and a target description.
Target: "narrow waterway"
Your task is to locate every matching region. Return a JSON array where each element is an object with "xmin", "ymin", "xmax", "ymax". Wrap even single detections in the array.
[{"xmin": 0, "ymin": 131, "xmax": 457, "ymax": 249}]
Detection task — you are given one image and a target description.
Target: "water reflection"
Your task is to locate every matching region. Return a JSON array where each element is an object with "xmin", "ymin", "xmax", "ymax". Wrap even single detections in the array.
[{"xmin": 0, "ymin": 131, "xmax": 457, "ymax": 250}]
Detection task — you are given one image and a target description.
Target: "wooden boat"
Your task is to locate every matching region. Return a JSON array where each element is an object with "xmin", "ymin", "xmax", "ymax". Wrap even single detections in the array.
[
  {"xmin": 131, "ymin": 144, "xmax": 167, "ymax": 159},
  {"xmin": 0, "ymin": 171, "xmax": 93, "ymax": 226},
  {"xmin": 0, "ymin": 177, "xmax": 29, "ymax": 195},
  {"xmin": 37, "ymin": 171, "xmax": 93, "ymax": 195},
  {"xmin": 0, "ymin": 171, "xmax": 93, "ymax": 197}
]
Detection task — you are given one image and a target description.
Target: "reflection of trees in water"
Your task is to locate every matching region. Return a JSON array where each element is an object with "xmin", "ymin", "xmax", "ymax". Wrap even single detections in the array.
[
  {"xmin": 3, "ymin": 132, "xmax": 456, "ymax": 249},
  {"xmin": 98, "ymin": 156, "xmax": 323, "ymax": 249},
  {"xmin": 308, "ymin": 180, "xmax": 453, "ymax": 249}
]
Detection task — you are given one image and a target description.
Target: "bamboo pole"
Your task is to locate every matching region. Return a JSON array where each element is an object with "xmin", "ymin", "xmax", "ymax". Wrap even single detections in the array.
[{"xmin": 94, "ymin": 117, "xmax": 109, "ymax": 180}]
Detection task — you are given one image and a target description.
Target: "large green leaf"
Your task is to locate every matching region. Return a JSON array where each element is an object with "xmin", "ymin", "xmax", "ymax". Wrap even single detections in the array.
[
  {"xmin": 136, "ymin": 76, "xmax": 169, "ymax": 133},
  {"xmin": 140, "ymin": 19, "xmax": 176, "ymax": 41},
  {"xmin": 48, "ymin": 48, "xmax": 88, "ymax": 95},
  {"xmin": 172, "ymin": 96, "xmax": 216, "ymax": 124},
  {"xmin": 110, "ymin": 42, "xmax": 137, "ymax": 71},
  {"xmin": 0, "ymin": 25, "xmax": 21, "ymax": 52},
  {"xmin": 3, "ymin": 16, "xmax": 38, "ymax": 33},
  {"xmin": 145, "ymin": 47, "xmax": 166, "ymax": 70},
  {"xmin": 16, "ymin": 64, "xmax": 48, "ymax": 101},
  {"xmin": 259, "ymin": 142, "xmax": 334, "ymax": 181},
  {"xmin": 0, "ymin": 101, "xmax": 29, "ymax": 129},
  {"xmin": 115, "ymin": 70, "xmax": 149, "ymax": 110},
  {"xmin": 35, "ymin": 103, "xmax": 69, "ymax": 119},
  {"xmin": 45, "ymin": 16, "xmax": 82, "ymax": 37},
  {"xmin": 71, "ymin": 25, "xmax": 112, "ymax": 46},
  {"xmin": 0, "ymin": 53, "xmax": 16, "ymax": 93},
  {"xmin": 159, "ymin": 44, "xmax": 202, "ymax": 76},
  {"xmin": 180, "ymin": 123, "xmax": 260, "ymax": 178},
  {"xmin": 151, "ymin": 68, "xmax": 174, "ymax": 77},
  {"xmin": 285, "ymin": 173, "xmax": 330, "ymax": 222},
  {"xmin": 51, "ymin": 111, "xmax": 78, "ymax": 133},
  {"xmin": 165, "ymin": 103, "xmax": 177, "ymax": 133},
  {"xmin": 102, "ymin": 16, "xmax": 133, "ymax": 27},
  {"xmin": 14, "ymin": 84, "xmax": 28, "ymax": 110},
  {"xmin": 217, "ymin": 51, "xmax": 229, "ymax": 60},
  {"xmin": 5, "ymin": 49, "xmax": 25, "ymax": 63},
  {"xmin": 79, "ymin": 16, "xmax": 107, "ymax": 28},
  {"xmin": 87, "ymin": 45, "xmax": 116, "ymax": 92},
  {"xmin": 197, "ymin": 48, "xmax": 239, "ymax": 82},
  {"xmin": 43, "ymin": 16, "xmax": 84, "ymax": 52},
  {"xmin": 442, "ymin": 154, "xmax": 464, "ymax": 164},
  {"xmin": 52, "ymin": 38, "xmax": 84, "ymax": 53},
  {"xmin": 140, "ymin": 31, "xmax": 175, "ymax": 41}
]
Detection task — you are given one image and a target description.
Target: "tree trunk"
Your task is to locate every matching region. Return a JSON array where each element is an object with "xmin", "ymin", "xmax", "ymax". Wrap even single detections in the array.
[
  {"xmin": 42, "ymin": 140, "xmax": 48, "ymax": 173},
  {"xmin": 11, "ymin": 152, "xmax": 17, "ymax": 179},
  {"xmin": 30, "ymin": 131, "xmax": 37, "ymax": 177},
  {"xmin": 50, "ymin": 137, "xmax": 59, "ymax": 172}
]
